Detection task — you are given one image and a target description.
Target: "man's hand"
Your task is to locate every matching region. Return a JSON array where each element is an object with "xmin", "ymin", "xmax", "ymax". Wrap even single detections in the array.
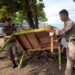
[
  {"xmin": 49, "ymin": 32, "xmax": 54, "ymax": 36},
  {"xmin": 55, "ymin": 39, "xmax": 59, "ymax": 43},
  {"xmin": 4, "ymin": 35, "xmax": 11, "ymax": 39},
  {"xmin": 55, "ymin": 29, "xmax": 60, "ymax": 35}
]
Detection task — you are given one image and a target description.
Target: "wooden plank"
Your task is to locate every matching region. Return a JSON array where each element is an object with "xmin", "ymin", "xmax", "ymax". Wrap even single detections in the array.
[
  {"xmin": 39, "ymin": 37, "xmax": 50, "ymax": 44},
  {"xmin": 35, "ymin": 31, "xmax": 49, "ymax": 38},
  {"xmin": 16, "ymin": 35, "xmax": 32, "ymax": 49},
  {"xmin": 26, "ymin": 33, "xmax": 41, "ymax": 49},
  {"xmin": 40, "ymin": 43, "xmax": 50, "ymax": 48},
  {"xmin": 28, "ymin": 46, "xmax": 58, "ymax": 52},
  {"xmin": 35, "ymin": 32, "xmax": 50, "ymax": 44}
]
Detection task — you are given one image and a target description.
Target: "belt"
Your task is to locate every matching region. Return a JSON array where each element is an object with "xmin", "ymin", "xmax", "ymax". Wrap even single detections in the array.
[
  {"xmin": 70, "ymin": 39, "xmax": 75, "ymax": 42},
  {"xmin": 66, "ymin": 39, "xmax": 75, "ymax": 42},
  {"xmin": 66, "ymin": 40, "xmax": 69, "ymax": 42},
  {"xmin": 69, "ymin": 39, "xmax": 75, "ymax": 45}
]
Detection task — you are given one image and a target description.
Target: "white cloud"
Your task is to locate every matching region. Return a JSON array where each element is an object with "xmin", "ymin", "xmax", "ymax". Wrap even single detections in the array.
[{"xmin": 43, "ymin": 0, "xmax": 75, "ymax": 28}]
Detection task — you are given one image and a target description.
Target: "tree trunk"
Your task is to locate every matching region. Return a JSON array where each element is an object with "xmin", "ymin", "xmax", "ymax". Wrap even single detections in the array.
[
  {"xmin": 23, "ymin": 0, "xmax": 36, "ymax": 29},
  {"xmin": 26, "ymin": 10, "xmax": 35, "ymax": 28},
  {"xmin": 33, "ymin": 6, "xmax": 39, "ymax": 28}
]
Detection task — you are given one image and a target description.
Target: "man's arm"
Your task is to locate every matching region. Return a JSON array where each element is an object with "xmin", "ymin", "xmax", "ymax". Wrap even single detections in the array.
[
  {"xmin": 59, "ymin": 21, "xmax": 73, "ymax": 35},
  {"xmin": 55, "ymin": 21, "xmax": 74, "ymax": 42}
]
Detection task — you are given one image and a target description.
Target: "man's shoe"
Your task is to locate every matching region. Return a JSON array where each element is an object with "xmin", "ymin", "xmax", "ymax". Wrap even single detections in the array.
[
  {"xmin": 12, "ymin": 63, "xmax": 18, "ymax": 68},
  {"xmin": 12, "ymin": 61, "xmax": 18, "ymax": 68}
]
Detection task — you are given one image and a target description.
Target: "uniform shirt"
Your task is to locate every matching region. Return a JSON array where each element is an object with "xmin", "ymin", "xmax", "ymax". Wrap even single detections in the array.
[
  {"xmin": 59, "ymin": 19, "xmax": 75, "ymax": 41},
  {"xmin": 3, "ymin": 24, "xmax": 17, "ymax": 42},
  {"xmin": 3, "ymin": 24, "xmax": 16, "ymax": 35}
]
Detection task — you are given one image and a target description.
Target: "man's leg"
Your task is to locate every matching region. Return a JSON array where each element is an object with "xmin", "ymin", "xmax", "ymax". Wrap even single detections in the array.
[
  {"xmin": 73, "ymin": 61, "xmax": 75, "ymax": 70},
  {"xmin": 12, "ymin": 42, "xmax": 19, "ymax": 63},
  {"xmin": 7, "ymin": 43, "xmax": 17, "ymax": 68},
  {"xmin": 65, "ymin": 36, "xmax": 75, "ymax": 75},
  {"xmin": 65, "ymin": 57, "xmax": 74, "ymax": 75}
]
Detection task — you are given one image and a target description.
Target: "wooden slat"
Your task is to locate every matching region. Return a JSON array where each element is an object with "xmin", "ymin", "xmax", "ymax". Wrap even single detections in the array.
[
  {"xmin": 35, "ymin": 32, "xmax": 50, "ymax": 44},
  {"xmin": 26, "ymin": 33, "xmax": 41, "ymax": 49},
  {"xmin": 16, "ymin": 35, "xmax": 32, "ymax": 49},
  {"xmin": 28, "ymin": 46, "xmax": 58, "ymax": 52},
  {"xmin": 35, "ymin": 31, "xmax": 49, "ymax": 38},
  {"xmin": 40, "ymin": 43, "xmax": 50, "ymax": 48},
  {"xmin": 39, "ymin": 37, "xmax": 50, "ymax": 44}
]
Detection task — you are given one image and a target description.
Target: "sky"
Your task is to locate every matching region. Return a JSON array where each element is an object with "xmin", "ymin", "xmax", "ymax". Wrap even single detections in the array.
[{"xmin": 43, "ymin": 0, "xmax": 75, "ymax": 29}]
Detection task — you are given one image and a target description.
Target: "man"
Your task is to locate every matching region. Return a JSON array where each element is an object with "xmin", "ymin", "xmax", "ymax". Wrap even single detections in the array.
[
  {"xmin": 3, "ymin": 18, "xmax": 19, "ymax": 68},
  {"xmin": 55, "ymin": 9, "xmax": 75, "ymax": 75}
]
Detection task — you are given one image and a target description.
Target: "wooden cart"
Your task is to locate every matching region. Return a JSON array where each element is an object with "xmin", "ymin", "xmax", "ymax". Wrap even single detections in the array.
[
  {"xmin": 15, "ymin": 29, "xmax": 58, "ymax": 52},
  {"xmin": 0, "ymin": 28, "xmax": 61, "ymax": 69}
]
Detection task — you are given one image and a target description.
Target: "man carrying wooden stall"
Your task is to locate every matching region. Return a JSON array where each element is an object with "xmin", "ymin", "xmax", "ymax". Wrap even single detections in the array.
[
  {"xmin": 3, "ymin": 18, "xmax": 19, "ymax": 68},
  {"xmin": 55, "ymin": 9, "xmax": 75, "ymax": 75}
]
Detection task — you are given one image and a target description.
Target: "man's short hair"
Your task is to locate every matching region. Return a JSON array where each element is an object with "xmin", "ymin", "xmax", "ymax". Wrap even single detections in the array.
[
  {"xmin": 4, "ymin": 17, "xmax": 11, "ymax": 22},
  {"xmin": 59, "ymin": 9, "xmax": 69, "ymax": 16}
]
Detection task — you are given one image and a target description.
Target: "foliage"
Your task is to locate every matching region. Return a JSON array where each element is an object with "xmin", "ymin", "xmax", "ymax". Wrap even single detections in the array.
[{"xmin": 0, "ymin": 0, "xmax": 47, "ymax": 28}]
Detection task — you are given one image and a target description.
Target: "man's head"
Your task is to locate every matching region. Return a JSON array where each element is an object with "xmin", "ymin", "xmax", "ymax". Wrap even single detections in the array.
[
  {"xmin": 59, "ymin": 9, "xmax": 69, "ymax": 22},
  {"xmin": 4, "ymin": 18, "xmax": 11, "ymax": 26}
]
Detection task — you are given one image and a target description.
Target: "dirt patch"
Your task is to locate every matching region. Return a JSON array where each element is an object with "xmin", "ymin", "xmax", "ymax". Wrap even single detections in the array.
[{"xmin": 0, "ymin": 52, "xmax": 75, "ymax": 75}]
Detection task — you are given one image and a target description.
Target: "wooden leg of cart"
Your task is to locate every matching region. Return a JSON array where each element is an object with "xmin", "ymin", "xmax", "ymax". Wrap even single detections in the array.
[
  {"xmin": 18, "ymin": 51, "xmax": 26, "ymax": 69},
  {"xmin": 51, "ymin": 36, "xmax": 53, "ymax": 53},
  {"xmin": 58, "ymin": 46, "xmax": 61, "ymax": 70}
]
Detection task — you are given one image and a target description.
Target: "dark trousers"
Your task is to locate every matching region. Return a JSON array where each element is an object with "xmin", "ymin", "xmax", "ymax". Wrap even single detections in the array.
[{"xmin": 7, "ymin": 42, "xmax": 19, "ymax": 64}]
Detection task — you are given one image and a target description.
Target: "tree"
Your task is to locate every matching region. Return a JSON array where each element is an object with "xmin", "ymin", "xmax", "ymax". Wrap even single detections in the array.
[
  {"xmin": 0, "ymin": 6, "xmax": 8, "ymax": 22},
  {"xmin": 0, "ymin": 0, "xmax": 47, "ymax": 28}
]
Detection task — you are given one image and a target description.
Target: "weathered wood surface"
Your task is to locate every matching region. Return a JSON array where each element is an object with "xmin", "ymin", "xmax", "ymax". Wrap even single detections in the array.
[{"xmin": 15, "ymin": 30, "xmax": 58, "ymax": 52}]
